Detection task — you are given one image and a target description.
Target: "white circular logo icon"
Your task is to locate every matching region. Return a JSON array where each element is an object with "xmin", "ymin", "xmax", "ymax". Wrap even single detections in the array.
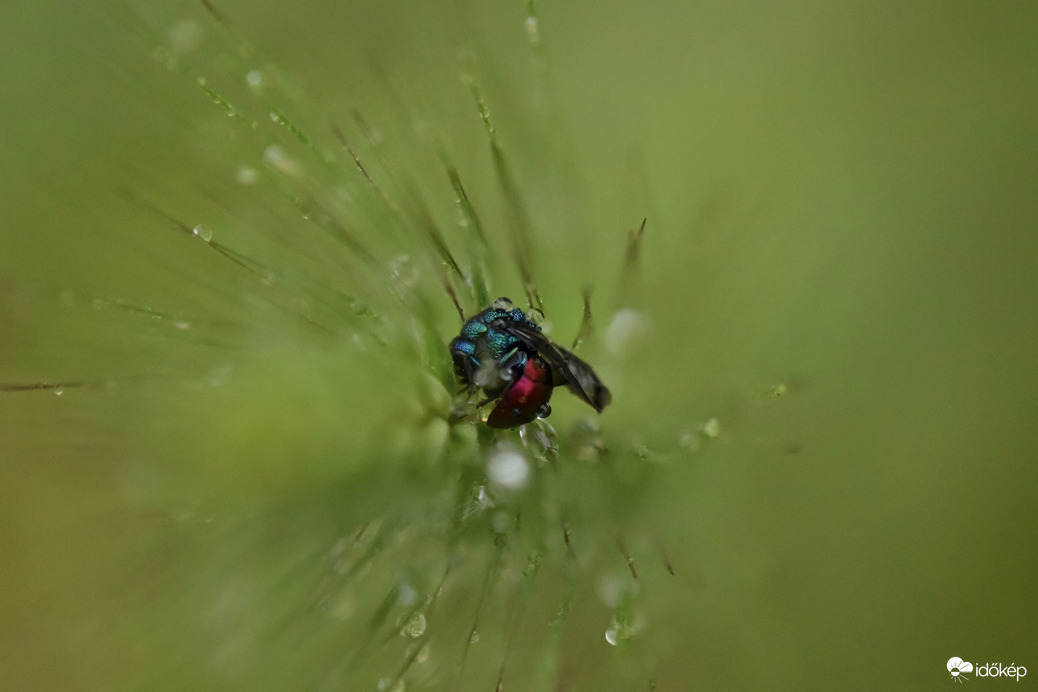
[{"xmin": 947, "ymin": 657, "xmax": 974, "ymax": 682}]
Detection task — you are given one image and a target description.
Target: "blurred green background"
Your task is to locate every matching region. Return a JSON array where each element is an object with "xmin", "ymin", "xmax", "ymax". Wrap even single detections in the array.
[{"xmin": 2, "ymin": 1, "xmax": 1037, "ymax": 690}]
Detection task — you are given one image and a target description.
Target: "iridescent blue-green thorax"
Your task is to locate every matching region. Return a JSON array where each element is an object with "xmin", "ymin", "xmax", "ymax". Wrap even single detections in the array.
[
  {"xmin": 450, "ymin": 299, "xmax": 542, "ymax": 380},
  {"xmin": 456, "ymin": 305, "xmax": 538, "ymax": 363}
]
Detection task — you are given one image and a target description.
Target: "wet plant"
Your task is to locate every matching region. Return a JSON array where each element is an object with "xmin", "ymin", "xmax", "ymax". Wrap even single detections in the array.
[{"xmin": 1, "ymin": 2, "xmax": 737, "ymax": 690}]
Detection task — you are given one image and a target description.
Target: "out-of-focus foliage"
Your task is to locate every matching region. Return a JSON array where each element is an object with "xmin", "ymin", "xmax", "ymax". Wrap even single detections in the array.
[{"xmin": 2, "ymin": 2, "xmax": 1037, "ymax": 690}]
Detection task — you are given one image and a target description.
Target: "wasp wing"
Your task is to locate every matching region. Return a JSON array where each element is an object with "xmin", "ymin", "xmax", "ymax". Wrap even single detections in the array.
[{"xmin": 494, "ymin": 319, "xmax": 611, "ymax": 413}]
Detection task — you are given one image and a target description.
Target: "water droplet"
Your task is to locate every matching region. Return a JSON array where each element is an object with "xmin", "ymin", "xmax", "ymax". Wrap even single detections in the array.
[
  {"xmin": 491, "ymin": 509, "xmax": 511, "ymax": 534},
  {"xmin": 329, "ymin": 596, "xmax": 354, "ymax": 622},
  {"xmin": 525, "ymin": 16, "xmax": 540, "ymax": 40},
  {"xmin": 469, "ymin": 631, "xmax": 479, "ymax": 644},
  {"xmin": 400, "ymin": 612, "xmax": 427, "ymax": 638},
  {"xmin": 475, "ymin": 484, "xmax": 494, "ymax": 511},
  {"xmin": 596, "ymin": 574, "xmax": 624, "ymax": 607},
  {"xmin": 678, "ymin": 432, "xmax": 701, "ymax": 453},
  {"xmin": 236, "ymin": 165, "xmax": 258, "ymax": 185},
  {"xmin": 245, "ymin": 69, "xmax": 264, "ymax": 89},
  {"xmin": 53, "ymin": 387, "xmax": 64, "ymax": 396},
  {"xmin": 263, "ymin": 145, "xmax": 299, "ymax": 175},
  {"xmin": 388, "ymin": 255, "xmax": 417, "ymax": 289},
  {"xmin": 192, "ymin": 224, "xmax": 212, "ymax": 242},
  {"xmin": 377, "ymin": 677, "xmax": 405, "ymax": 692},
  {"xmin": 569, "ymin": 418, "xmax": 606, "ymax": 460},
  {"xmin": 605, "ymin": 308, "xmax": 650, "ymax": 357},
  {"xmin": 486, "ymin": 447, "xmax": 530, "ymax": 490},
  {"xmin": 396, "ymin": 583, "xmax": 417, "ymax": 607},
  {"xmin": 207, "ymin": 364, "xmax": 231, "ymax": 387},
  {"xmin": 702, "ymin": 418, "xmax": 721, "ymax": 438},
  {"xmin": 167, "ymin": 20, "xmax": 201, "ymax": 55},
  {"xmin": 519, "ymin": 418, "xmax": 558, "ymax": 460},
  {"xmin": 605, "ymin": 621, "xmax": 633, "ymax": 646}
]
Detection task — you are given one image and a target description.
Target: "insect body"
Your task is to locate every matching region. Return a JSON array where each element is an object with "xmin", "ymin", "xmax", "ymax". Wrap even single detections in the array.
[{"xmin": 449, "ymin": 297, "xmax": 611, "ymax": 428}]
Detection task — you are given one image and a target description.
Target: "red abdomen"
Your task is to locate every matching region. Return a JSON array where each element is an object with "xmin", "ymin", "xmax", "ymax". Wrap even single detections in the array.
[{"xmin": 486, "ymin": 355, "xmax": 553, "ymax": 428}]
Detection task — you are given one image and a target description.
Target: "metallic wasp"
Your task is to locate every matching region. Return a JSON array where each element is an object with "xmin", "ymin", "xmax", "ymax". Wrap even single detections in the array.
[{"xmin": 449, "ymin": 297, "xmax": 611, "ymax": 428}]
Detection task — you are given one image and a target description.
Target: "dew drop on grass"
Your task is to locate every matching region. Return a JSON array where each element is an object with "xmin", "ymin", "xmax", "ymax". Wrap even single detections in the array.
[
  {"xmin": 388, "ymin": 255, "xmax": 417, "ymax": 290},
  {"xmin": 486, "ymin": 447, "xmax": 530, "ymax": 490},
  {"xmin": 475, "ymin": 485, "xmax": 494, "ymax": 511},
  {"xmin": 400, "ymin": 611, "xmax": 426, "ymax": 638},
  {"xmin": 263, "ymin": 144, "xmax": 298, "ymax": 176},
  {"xmin": 192, "ymin": 224, "xmax": 212, "ymax": 242},
  {"xmin": 377, "ymin": 677, "xmax": 405, "ymax": 692},
  {"xmin": 678, "ymin": 431, "xmax": 701, "ymax": 453},
  {"xmin": 491, "ymin": 509, "xmax": 511, "ymax": 534},
  {"xmin": 396, "ymin": 582, "xmax": 418, "ymax": 607},
  {"xmin": 605, "ymin": 619, "xmax": 635, "ymax": 646},
  {"xmin": 596, "ymin": 574, "xmax": 624, "ymax": 607},
  {"xmin": 245, "ymin": 69, "xmax": 264, "ymax": 90},
  {"xmin": 207, "ymin": 364, "xmax": 231, "ymax": 388},
  {"xmin": 236, "ymin": 165, "xmax": 258, "ymax": 185},
  {"xmin": 519, "ymin": 419, "xmax": 558, "ymax": 460},
  {"xmin": 167, "ymin": 20, "xmax": 201, "ymax": 55},
  {"xmin": 702, "ymin": 417, "xmax": 721, "ymax": 438},
  {"xmin": 605, "ymin": 308, "xmax": 650, "ymax": 357},
  {"xmin": 525, "ymin": 16, "xmax": 540, "ymax": 41}
]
